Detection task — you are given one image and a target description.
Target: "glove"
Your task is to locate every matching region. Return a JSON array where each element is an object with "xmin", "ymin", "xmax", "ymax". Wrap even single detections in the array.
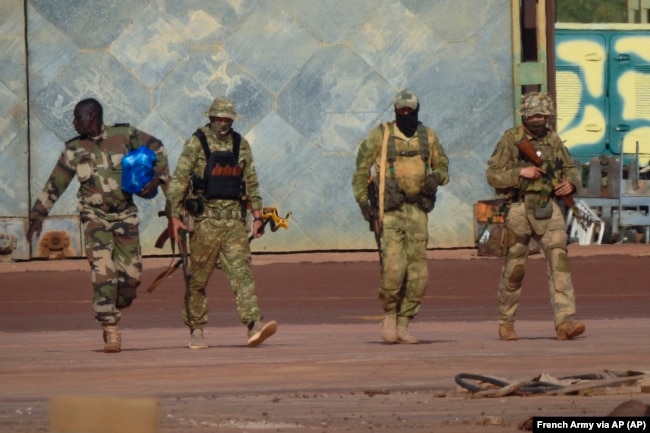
[
  {"xmin": 359, "ymin": 202, "xmax": 376, "ymax": 223},
  {"xmin": 421, "ymin": 174, "xmax": 439, "ymax": 196}
]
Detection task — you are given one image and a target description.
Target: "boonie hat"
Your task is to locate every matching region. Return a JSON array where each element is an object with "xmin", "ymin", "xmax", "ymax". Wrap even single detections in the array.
[
  {"xmin": 204, "ymin": 97, "xmax": 240, "ymax": 120},
  {"xmin": 519, "ymin": 92, "xmax": 555, "ymax": 117},
  {"xmin": 394, "ymin": 90, "xmax": 419, "ymax": 110}
]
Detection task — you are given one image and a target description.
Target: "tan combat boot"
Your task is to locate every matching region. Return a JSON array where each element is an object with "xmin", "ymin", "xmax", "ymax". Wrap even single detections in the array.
[
  {"xmin": 102, "ymin": 324, "xmax": 121, "ymax": 353},
  {"xmin": 397, "ymin": 324, "xmax": 419, "ymax": 344},
  {"xmin": 556, "ymin": 320, "xmax": 585, "ymax": 340},
  {"xmin": 381, "ymin": 314, "xmax": 398, "ymax": 343},
  {"xmin": 247, "ymin": 320, "xmax": 278, "ymax": 347},
  {"xmin": 498, "ymin": 323, "xmax": 517, "ymax": 341},
  {"xmin": 189, "ymin": 328, "xmax": 208, "ymax": 349}
]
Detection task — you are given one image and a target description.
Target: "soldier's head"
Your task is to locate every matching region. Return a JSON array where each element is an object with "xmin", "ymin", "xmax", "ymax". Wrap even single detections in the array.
[
  {"xmin": 393, "ymin": 89, "xmax": 420, "ymax": 137},
  {"xmin": 205, "ymin": 97, "xmax": 239, "ymax": 138},
  {"xmin": 519, "ymin": 91, "xmax": 554, "ymax": 137},
  {"xmin": 73, "ymin": 98, "xmax": 103, "ymax": 137}
]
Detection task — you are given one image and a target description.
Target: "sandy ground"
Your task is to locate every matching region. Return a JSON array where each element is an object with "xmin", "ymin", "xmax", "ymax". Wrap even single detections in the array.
[{"xmin": 1, "ymin": 244, "xmax": 649, "ymax": 432}]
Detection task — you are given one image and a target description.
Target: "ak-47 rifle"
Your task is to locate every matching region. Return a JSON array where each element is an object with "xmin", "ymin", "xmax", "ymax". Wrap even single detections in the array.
[
  {"xmin": 367, "ymin": 180, "xmax": 382, "ymax": 266},
  {"xmin": 515, "ymin": 136, "xmax": 590, "ymax": 229},
  {"xmin": 146, "ymin": 211, "xmax": 191, "ymax": 294}
]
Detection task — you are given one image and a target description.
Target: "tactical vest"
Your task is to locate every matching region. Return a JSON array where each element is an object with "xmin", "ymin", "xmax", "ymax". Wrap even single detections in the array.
[
  {"xmin": 193, "ymin": 129, "xmax": 245, "ymax": 200},
  {"xmin": 385, "ymin": 123, "xmax": 430, "ymax": 196}
]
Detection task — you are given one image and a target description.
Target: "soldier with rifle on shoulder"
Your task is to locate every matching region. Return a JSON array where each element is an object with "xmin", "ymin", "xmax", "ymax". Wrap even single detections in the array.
[
  {"xmin": 486, "ymin": 91, "xmax": 586, "ymax": 342},
  {"xmin": 352, "ymin": 90, "xmax": 449, "ymax": 344}
]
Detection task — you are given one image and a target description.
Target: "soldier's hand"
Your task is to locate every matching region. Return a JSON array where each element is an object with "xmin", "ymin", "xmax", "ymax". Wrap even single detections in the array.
[
  {"xmin": 169, "ymin": 217, "xmax": 188, "ymax": 242},
  {"xmin": 252, "ymin": 217, "xmax": 264, "ymax": 239},
  {"xmin": 554, "ymin": 179, "xmax": 575, "ymax": 197},
  {"xmin": 140, "ymin": 177, "xmax": 160, "ymax": 198},
  {"xmin": 26, "ymin": 219, "xmax": 43, "ymax": 243},
  {"xmin": 519, "ymin": 166, "xmax": 545, "ymax": 180},
  {"xmin": 359, "ymin": 202, "xmax": 376, "ymax": 223}
]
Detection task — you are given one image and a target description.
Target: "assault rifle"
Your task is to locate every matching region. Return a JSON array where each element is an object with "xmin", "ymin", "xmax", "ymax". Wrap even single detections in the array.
[
  {"xmin": 146, "ymin": 211, "xmax": 191, "ymax": 294},
  {"xmin": 515, "ymin": 137, "xmax": 590, "ymax": 230},
  {"xmin": 147, "ymin": 207, "xmax": 292, "ymax": 292},
  {"xmin": 367, "ymin": 181, "xmax": 383, "ymax": 266}
]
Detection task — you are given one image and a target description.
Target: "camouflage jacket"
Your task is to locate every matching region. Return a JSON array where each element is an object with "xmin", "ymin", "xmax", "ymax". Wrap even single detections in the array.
[
  {"xmin": 486, "ymin": 125, "xmax": 581, "ymax": 199},
  {"xmin": 29, "ymin": 124, "xmax": 169, "ymax": 220},
  {"xmin": 352, "ymin": 121, "xmax": 449, "ymax": 204},
  {"xmin": 166, "ymin": 125, "xmax": 262, "ymax": 219}
]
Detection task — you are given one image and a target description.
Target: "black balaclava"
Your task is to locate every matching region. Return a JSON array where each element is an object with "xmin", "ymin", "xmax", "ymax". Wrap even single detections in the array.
[{"xmin": 395, "ymin": 105, "xmax": 420, "ymax": 137}]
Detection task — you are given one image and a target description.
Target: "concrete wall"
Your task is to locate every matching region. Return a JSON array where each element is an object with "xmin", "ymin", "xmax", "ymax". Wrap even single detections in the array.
[{"xmin": 0, "ymin": 0, "xmax": 514, "ymax": 260}]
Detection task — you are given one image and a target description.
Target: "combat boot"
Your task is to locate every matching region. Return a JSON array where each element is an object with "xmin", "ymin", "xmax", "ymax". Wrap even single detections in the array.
[
  {"xmin": 397, "ymin": 324, "xmax": 419, "ymax": 344},
  {"xmin": 189, "ymin": 328, "xmax": 208, "ymax": 349},
  {"xmin": 498, "ymin": 323, "xmax": 517, "ymax": 341},
  {"xmin": 556, "ymin": 320, "xmax": 585, "ymax": 340},
  {"xmin": 247, "ymin": 320, "xmax": 277, "ymax": 347},
  {"xmin": 102, "ymin": 324, "xmax": 121, "ymax": 353},
  {"xmin": 381, "ymin": 314, "xmax": 398, "ymax": 343}
]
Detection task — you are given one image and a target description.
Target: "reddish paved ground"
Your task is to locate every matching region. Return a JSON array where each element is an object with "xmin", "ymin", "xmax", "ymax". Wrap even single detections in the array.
[{"xmin": 1, "ymin": 244, "xmax": 649, "ymax": 432}]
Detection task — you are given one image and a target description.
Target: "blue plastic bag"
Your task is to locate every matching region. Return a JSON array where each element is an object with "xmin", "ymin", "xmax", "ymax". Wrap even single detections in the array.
[{"xmin": 121, "ymin": 146, "xmax": 158, "ymax": 199}]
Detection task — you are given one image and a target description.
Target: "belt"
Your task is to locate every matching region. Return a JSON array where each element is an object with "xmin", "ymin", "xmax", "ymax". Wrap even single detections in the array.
[{"xmin": 203, "ymin": 209, "xmax": 243, "ymax": 220}]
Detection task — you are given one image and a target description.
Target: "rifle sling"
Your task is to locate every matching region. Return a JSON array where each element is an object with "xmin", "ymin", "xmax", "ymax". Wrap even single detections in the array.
[{"xmin": 146, "ymin": 236, "xmax": 183, "ymax": 294}]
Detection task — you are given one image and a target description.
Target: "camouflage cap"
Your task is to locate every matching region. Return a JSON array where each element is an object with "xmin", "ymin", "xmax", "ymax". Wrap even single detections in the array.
[
  {"xmin": 519, "ymin": 92, "xmax": 555, "ymax": 117},
  {"xmin": 394, "ymin": 90, "xmax": 419, "ymax": 110},
  {"xmin": 203, "ymin": 97, "xmax": 240, "ymax": 120}
]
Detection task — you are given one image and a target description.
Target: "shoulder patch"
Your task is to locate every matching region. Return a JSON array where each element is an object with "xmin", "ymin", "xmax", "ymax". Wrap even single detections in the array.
[{"xmin": 113, "ymin": 123, "xmax": 130, "ymax": 127}]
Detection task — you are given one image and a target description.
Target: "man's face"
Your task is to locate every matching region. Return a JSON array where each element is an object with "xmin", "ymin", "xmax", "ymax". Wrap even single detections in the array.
[
  {"xmin": 73, "ymin": 105, "xmax": 95, "ymax": 136},
  {"xmin": 209, "ymin": 116, "xmax": 234, "ymax": 137}
]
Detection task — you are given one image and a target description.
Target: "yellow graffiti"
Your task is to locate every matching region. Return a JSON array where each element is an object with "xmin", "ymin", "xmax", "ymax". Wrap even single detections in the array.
[
  {"xmin": 556, "ymin": 40, "xmax": 605, "ymax": 97},
  {"xmin": 621, "ymin": 126, "xmax": 650, "ymax": 164},
  {"xmin": 617, "ymin": 70, "xmax": 650, "ymax": 120},
  {"xmin": 560, "ymin": 104, "xmax": 606, "ymax": 150},
  {"xmin": 614, "ymin": 36, "xmax": 650, "ymax": 61}
]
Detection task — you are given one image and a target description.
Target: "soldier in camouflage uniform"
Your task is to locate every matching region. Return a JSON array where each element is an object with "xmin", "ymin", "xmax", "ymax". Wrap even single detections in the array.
[
  {"xmin": 26, "ymin": 98, "xmax": 169, "ymax": 353},
  {"xmin": 352, "ymin": 90, "xmax": 449, "ymax": 344},
  {"xmin": 486, "ymin": 91, "xmax": 585, "ymax": 341},
  {"xmin": 166, "ymin": 96, "xmax": 277, "ymax": 349}
]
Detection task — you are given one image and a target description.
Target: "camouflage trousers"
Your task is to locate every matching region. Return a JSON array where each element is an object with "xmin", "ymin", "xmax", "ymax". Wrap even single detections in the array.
[
  {"xmin": 81, "ymin": 207, "xmax": 142, "ymax": 326},
  {"xmin": 498, "ymin": 201, "xmax": 577, "ymax": 328},
  {"xmin": 183, "ymin": 217, "xmax": 262, "ymax": 330},
  {"xmin": 379, "ymin": 203, "xmax": 429, "ymax": 326}
]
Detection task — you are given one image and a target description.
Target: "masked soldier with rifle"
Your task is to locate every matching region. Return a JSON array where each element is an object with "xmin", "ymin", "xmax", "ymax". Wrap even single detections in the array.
[
  {"xmin": 165, "ymin": 96, "xmax": 277, "ymax": 349},
  {"xmin": 486, "ymin": 91, "xmax": 586, "ymax": 341},
  {"xmin": 352, "ymin": 90, "xmax": 449, "ymax": 344}
]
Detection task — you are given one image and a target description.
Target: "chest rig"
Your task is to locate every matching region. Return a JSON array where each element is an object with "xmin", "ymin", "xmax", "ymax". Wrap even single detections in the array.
[
  {"xmin": 386, "ymin": 123, "xmax": 429, "ymax": 174},
  {"xmin": 193, "ymin": 129, "xmax": 244, "ymax": 200}
]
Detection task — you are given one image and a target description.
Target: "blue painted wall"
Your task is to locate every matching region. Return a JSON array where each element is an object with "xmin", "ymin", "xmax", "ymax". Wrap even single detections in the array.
[
  {"xmin": 556, "ymin": 25, "xmax": 650, "ymax": 165},
  {"xmin": 0, "ymin": 0, "xmax": 514, "ymax": 259}
]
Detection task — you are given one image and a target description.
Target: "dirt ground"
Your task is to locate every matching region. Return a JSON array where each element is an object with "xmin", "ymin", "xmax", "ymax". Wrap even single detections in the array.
[{"xmin": 1, "ymin": 244, "xmax": 649, "ymax": 433}]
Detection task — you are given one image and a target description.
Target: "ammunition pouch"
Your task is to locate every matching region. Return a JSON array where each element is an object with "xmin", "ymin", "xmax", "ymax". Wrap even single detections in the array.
[
  {"xmin": 383, "ymin": 177, "xmax": 405, "ymax": 212},
  {"xmin": 184, "ymin": 197, "xmax": 204, "ymax": 217},
  {"xmin": 416, "ymin": 193, "xmax": 436, "ymax": 213},
  {"xmin": 533, "ymin": 200, "xmax": 553, "ymax": 219},
  {"xmin": 416, "ymin": 174, "xmax": 439, "ymax": 213}
]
